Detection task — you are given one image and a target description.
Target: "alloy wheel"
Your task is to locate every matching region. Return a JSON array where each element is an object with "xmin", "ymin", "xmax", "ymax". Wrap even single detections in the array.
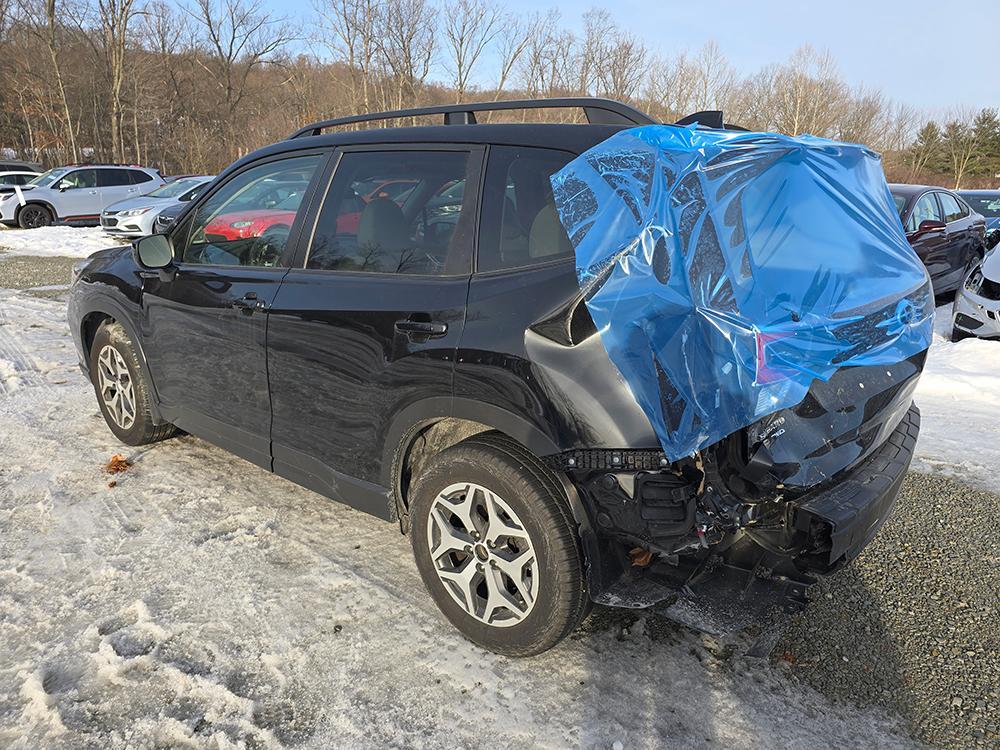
[
  {"xmin": 97, "ymin": 344, "xmax": 136, "ymax": 430},
  {"xmin": 425, "ymin": 482, "xmax": 538, "ymax": 627},
  {"xmin": 21, "ymin": 206, "xmax": 49, "ymax": 228}
]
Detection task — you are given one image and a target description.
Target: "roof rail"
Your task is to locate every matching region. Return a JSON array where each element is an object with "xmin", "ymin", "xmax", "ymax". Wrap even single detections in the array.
[{"xmin": 288, "ymin": 97, "xmax": 658, "ymax": 139}]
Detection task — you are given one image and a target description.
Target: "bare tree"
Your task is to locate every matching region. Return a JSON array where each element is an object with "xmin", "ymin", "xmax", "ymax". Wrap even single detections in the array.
[
  {"xmin": 16, "ymin": 0, "xmax": 80, "ymax": 160},
  {"xmin": 489, "ymin": 11, "xmax": 531, "ymax": 101},
  {"xmin": 377, "ymin": 0, "xmax": 435, "ymax": 112},
  {"xmin": 942, "ymin": 110, "xmax": 985, "ymax": 189},
  {"xmin": 96, "ymin": 0, "xmax": 142, "ymax": 161},
  {"xmin": 442, "ymin": 0, "xmax": 500, "ymax": 102},
  {"xmin": 189, "ymin": 0, "xmax": 296, "ymax": 124},
  {"xmin": 314, "ymin": 0, "xmax": 383, "ymax": 114},
  {"xmin": 596, "ymin": 28, "xmax": 645, "ymax": 101}
]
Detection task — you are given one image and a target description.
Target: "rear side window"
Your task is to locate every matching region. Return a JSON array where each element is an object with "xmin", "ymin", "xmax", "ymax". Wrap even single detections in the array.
[
  {"xmin": 130, "ymin": 170, "xmax": 154, "ymax": 184},
  {"xmin": 906, "ymin": 193, "xmax": 942, "ymax": 232},
  {"xmin": 306, "ymin": 149, "xmax": 476, "ymax": 275},
  {"xmin": 97, "ymin": 169, "xmax": 132, "ymax": 187},
  {"xmin": 477, "ymin": 146, "xmax": 576, "ymax": 273},
  {"xmin": 938, "ymin": 192, "xmax": 968, "ymax": 223}
]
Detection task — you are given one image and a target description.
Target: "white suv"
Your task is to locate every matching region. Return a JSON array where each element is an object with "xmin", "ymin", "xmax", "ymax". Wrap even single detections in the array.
[{"xmin": 0, "ymin": 165, "xmax": 164, "ymax": 229}]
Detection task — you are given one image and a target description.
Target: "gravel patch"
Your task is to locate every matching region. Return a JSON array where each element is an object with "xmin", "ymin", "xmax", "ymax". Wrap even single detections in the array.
[
  {"xmin": 777, "ymin": 472, "xmax": 999, "ymax": 749},
  {"xmin": 0, "ymin": 251, "xmax": 77, "ymax": 291}
]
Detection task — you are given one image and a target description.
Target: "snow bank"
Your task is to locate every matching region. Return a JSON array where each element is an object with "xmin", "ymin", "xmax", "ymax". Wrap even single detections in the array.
[
  {"xmin": 0, "ymin": 226, "xmax": 124, "ymax": 258},
  {"xmin": 912, "ymin": 306, "xmax": 1000, "ymax": 492}
]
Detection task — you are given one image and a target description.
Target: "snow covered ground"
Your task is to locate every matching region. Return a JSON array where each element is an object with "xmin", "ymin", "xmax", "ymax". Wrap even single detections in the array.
[
  {"xmin": 2, "ymin": 229, "xmax": 999, "ymax": 748},
  {"xmin": 0, "ymin": 297, "xmax": 923, "ymax": 747},
  {"xmin": 0, "ymin": 226, "xmax": 124, "ymax": 258},
  {"xmin": 910, "ymin": 310, "xmax": 1000, "ymax": 491}
]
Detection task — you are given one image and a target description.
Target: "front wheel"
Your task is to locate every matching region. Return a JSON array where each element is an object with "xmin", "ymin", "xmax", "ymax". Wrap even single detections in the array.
[
  {"xmin": 89, "ymin": 321, "xmax": 176, "ymax": 445},
  {"xmin": 17, "ymin": 204, "xmax": 53, "ymax": 229},
  {"xmin": 410, "ymin": 432, "xmax": 588, "ymax": 656}
]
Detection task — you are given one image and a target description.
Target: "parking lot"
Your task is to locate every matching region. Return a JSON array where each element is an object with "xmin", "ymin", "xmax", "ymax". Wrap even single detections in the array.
[{"xmin": 0, "ymin": 238, "xmax": 996, "ymax": 749}]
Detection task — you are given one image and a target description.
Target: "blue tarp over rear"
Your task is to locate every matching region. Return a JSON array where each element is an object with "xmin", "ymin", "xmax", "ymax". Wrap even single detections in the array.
[{"xmin": 550, "ymin": 125, "xmax": 934, "ymax": 461}]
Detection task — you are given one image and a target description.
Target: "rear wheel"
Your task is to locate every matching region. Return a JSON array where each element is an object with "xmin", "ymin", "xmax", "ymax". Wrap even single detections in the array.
[
  {"xmin": 17, "ymin": 204, "xmax": 53, "ymax": 229},
  {"xmin": 89, "ymin": 321, "xmax": 176, "ymax": 445},
  {"xmin": 410, "ymin": 432, "xmax": 588, "ymax": 656}
]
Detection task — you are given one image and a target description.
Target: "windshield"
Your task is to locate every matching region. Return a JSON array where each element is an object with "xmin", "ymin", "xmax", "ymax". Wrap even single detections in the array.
[
  {"xmin": 28, "ymin": 168, "xmax": 67, "ymax": 188},
  {"xmin": 960, "ymin": 194, "xmax": 1000, "ymax": 218},
  {"xmin": 148, "ymin": 177, "xmax": 207, "ymax": 199}
]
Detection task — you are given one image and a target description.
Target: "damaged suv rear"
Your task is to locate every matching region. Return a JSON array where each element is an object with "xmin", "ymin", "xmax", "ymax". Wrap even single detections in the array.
[{"xmin": 68, "ymin": 98, "xmax": 933, "ymax": 657}]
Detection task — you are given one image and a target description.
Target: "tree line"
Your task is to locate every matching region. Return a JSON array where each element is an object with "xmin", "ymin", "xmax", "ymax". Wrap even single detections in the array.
[{"xmin": 0, "ymin": 0, "xmax": 993, "ymax": 187}]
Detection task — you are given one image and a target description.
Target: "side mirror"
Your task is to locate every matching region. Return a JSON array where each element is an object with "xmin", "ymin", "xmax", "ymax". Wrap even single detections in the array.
[
  {"xmin": 917, "ymin": 219, "xmax": 946, "ymax": 233},
  {"xmin": 134, "ymin": 234, "xmax": 175, "ymax": 280}
]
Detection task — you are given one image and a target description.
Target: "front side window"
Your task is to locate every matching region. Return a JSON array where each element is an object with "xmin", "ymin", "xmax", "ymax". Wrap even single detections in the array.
[
  {"xmin": 57, "ymin": 169, "xmax": 97, "ymax": 190},
  {"xmin": 178, "ymin": 154, "xmax": 321, "ymax": 267},
  {"xmin": 477, "ymin": 146, "xmax": 576, "ymax": 272},
  {"xmin": 938, "ymin": 192, "xmax": 967, "ymax": 223},
  {"xmin": 906, "ymin": 193, "xmax": 942, "ymax": 232},
  {"xmin": 306, "ymin": 150, "xmax": 475, "ymax": 275}
]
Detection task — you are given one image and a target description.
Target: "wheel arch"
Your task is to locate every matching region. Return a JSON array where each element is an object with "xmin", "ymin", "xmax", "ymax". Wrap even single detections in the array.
[
  {"xmin": 76, "ymin": 296, "xmax": 166, "ymax": 424},
  {"xmin": 383, "ymin": 397, "xmax": 563, "ymax": 524},
  {"xmin": 15, "ymin": 199, "xmax": 58, "ymax": 222}
]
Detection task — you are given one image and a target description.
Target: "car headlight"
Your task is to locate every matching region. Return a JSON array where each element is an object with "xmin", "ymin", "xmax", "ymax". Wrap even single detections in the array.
[
  {"xmin": 119, "ymin": 207, "xmax": 151, "ymax": 217},
  {"xmin": 965, "ymin": 265, "xmax": 984, "ymax": 294}
]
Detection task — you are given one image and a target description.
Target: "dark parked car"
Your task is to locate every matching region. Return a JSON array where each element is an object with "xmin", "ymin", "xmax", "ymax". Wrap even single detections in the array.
[
  {"xmin": 890, "ymin": 183, "xmax": 986, "ymax": 294},
  {"xmin": 68, "ymin": 99, "xmax": 928, "ymax": 656},
  {"xmin": 957, "ymin": 189, "xmax": 1000, "ymax": 249}
]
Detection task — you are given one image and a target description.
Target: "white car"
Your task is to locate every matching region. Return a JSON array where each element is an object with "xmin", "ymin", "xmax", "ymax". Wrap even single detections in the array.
[
  {"xmin": 0, "ymin": 164, "xmax": 164, "ymax": 229},
  {"xmin": 101, "ymin": 175, "xmax": 214, "ymax": 237},
  {"xmin": 0, "ymin": 170, "xmax": 41, "ymax": 187}
]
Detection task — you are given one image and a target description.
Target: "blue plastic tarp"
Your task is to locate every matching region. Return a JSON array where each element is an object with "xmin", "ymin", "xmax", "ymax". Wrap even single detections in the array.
[{"xmin": 551, "ymin": 125, "xmax": 934, "ymax": 461}]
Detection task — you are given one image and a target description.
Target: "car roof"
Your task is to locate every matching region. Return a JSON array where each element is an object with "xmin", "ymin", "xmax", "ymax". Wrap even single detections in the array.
[
  {"xmin": 245, "ymin": 123, "xmax": 630, "ymax": 162},
  {"xmin": 957, "ymin": 189, "xmax": 1000, "ymax": 194},
  {"xmin": 888, "ymin": 183, "xmax": 935, "ymax": 196}
]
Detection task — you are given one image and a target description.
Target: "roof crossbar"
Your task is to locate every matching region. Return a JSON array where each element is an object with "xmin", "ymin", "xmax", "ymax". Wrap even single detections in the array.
[{"xmin": 288, "ymin": 97, "xmax": 658, "ymax": 139}]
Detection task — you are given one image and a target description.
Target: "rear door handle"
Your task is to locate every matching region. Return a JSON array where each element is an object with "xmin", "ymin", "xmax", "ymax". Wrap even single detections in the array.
[{"xmin": 394, "ymin": 319, "xmax": 447, "ymax": 338}]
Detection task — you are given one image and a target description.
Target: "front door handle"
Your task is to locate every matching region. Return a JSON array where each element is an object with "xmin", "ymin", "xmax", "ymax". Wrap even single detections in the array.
[
  {"xmin": 232, "ymin": 292, "xmax": 266, "ymax": 314},
  {"xmin": 394, "ymin": 319, "xmax": 447, "ymax": 339}
]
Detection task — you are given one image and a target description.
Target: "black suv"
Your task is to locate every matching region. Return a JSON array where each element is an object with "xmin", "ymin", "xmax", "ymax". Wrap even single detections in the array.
[{"xmin": 68, "ymin": 99, "xmax": 924, "ymax": 656}]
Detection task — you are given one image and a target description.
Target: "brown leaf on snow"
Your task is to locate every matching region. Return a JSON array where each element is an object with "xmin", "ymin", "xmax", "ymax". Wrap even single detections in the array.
[
  {"xmin": 629, "ymin": 547, "xmax": 653, "ymax": 567},
  {"xmin": 105, "ymin": 454, "xmax": 132, "ymax": 474},
  {"xmin": 108, "ymin": 480, "xmax": 118, "ymax": 488}
]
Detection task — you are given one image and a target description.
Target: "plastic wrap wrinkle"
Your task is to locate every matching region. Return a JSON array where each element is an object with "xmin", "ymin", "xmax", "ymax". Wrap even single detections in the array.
[{"xmin": 551, "ymin": 124, "xmax": 934, "ymax": 461}]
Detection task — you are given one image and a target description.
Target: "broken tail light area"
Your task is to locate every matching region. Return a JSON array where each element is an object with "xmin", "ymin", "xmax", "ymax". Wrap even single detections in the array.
[{"xmin": 551, "ymin": 125, "xmax": 934, "ymax": 462}]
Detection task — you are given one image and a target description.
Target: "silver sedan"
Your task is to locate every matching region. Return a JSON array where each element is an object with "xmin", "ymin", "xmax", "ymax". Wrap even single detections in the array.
[
  {"xmin": 100, "ymin": 175, "xmax": 213, "ymax": 237},
  {"xmin": 952, "ymin": 249, "xmax": 1000, "ymax": 340}
]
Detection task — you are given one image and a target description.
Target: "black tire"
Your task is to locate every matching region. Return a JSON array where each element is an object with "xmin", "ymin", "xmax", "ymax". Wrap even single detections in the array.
[
  {"xmin": 17, "ymin": 204, "xmax": 53, "ymax": 229},
  {"xmin": 89, "ymin": 321, "xmax": 176, "ymax": 446},
  {"xmin": 410, "ymin": 432, "xmax": 588, "ymax": 656}
]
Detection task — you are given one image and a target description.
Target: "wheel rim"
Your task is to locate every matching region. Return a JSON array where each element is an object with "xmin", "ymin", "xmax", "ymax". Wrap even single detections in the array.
[
  {"xmin": 426, "ymin": 482, "xmax": 538, "ymax": 627},
  {"xmin": 97, "ymin": 345, "xmax": 136, "ymax": 430},
  {"xmin": 23, "ymin": 207, "xmax": 48, "ymax": 228}
]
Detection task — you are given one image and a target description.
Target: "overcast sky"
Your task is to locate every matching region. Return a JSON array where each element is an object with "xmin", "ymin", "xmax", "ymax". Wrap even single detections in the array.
[{"xmin": 295, "ymin": 0, "xmax": 997, "ymax": 115}]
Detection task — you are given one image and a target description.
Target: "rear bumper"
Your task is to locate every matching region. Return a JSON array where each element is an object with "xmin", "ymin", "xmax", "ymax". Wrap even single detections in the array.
[{"xmin": 790, "ymin": 402, "xmax": 919, "ymax": 570}]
